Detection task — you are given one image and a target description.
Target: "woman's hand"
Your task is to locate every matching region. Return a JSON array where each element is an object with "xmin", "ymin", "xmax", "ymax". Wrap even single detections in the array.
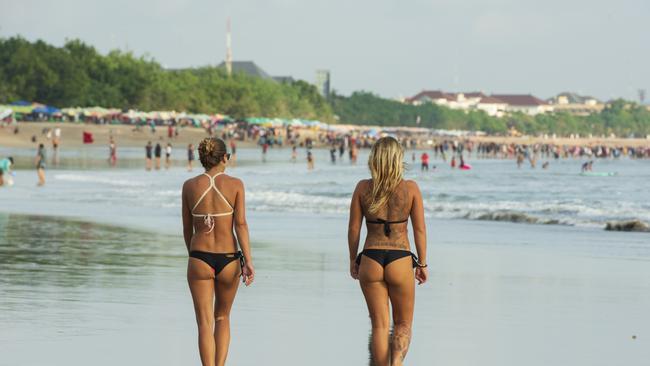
[
  {"xmin": 415, "ymin": 267, "xmax": 428, "ymax": 285},
  {"xmin": 350, "ymin": 260, "xmax": 359, "ymax": 280},
  {"xmin": 242, "ymin": 261, "xmax": 255, "ymax": 286}
]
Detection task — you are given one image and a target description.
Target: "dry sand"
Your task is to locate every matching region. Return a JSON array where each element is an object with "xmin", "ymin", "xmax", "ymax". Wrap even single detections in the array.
[{"xmin": 1, "ymin": 122, "xmax": 648, "ymax": 150}]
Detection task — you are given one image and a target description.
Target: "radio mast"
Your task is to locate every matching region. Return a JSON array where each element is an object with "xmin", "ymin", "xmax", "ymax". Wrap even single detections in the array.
[{"xmin": 226, "ymin": 17, "xmax": 232, "ymax": 76}]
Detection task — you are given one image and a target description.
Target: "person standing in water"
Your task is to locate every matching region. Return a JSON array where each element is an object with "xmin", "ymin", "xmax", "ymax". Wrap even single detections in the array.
[
  {"xmin": 291, "ymin": 145, "xmax": 298, "ymax": 163},
  {"xmin": 109, "ymin": 137, "xmax": 117, "ymax": 167},
  {"xmin": 145, "ymin": 141, "xmax": 153, "ymax": 171},
  {"xmin": 165, "ymin": 143, "xmax": 173, "ymax": 170},
  {"xmin": 229, "ymin": 139, "xmax": 237, "ymax": 167},
  {"xmin": 420, "ymin": 152, "xmax": 429, "ymax": 172},
  {"xmin": 307, "ymin": 150, "xmax": 315, "ymax": 170},
  {"xmin": 182, "ymin": 137, "xmax": 255, "ymax": 366},
  {"xmin": 187, "ymin": 143, "xmax": 195, "ymax": 172},
  {"xmin": 154, "ymin": 142, "xmax": 162, "ymax": 170},
  {"xmin": 52, "ymin": 126, "xmax": 61, "ymax": 166},
  {"xmin": 348, "ymin": 137, "xmax": 428, "ymax": 366},
  {"xmin": 35, "ymin": 143, "xmax": 46, "ymax": 186}
]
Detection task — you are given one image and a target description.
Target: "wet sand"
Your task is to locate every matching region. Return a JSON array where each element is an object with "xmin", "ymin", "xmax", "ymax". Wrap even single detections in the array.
[{"xmin": 1, "ymin": 212, "xmax": 649, "ymax": 366}]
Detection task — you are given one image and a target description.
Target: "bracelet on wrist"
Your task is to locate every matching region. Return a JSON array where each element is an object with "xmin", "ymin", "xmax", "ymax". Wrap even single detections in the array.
[{"xmin": 416, "ymin": 262, "xmax": 428, "ymax": 268}]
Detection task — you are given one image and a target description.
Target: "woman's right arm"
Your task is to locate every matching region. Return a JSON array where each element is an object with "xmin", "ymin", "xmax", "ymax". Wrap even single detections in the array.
[
  {"xmin": 409, "ymin": 181, "xmax": 428, "ymax": 284},
  {"xmin": 234, "ymin": 179, "xmax": 254, "ymax": 286},
  {"xmin": 347, "ymin": 181, "xmax": 364, "ymax": 279},
  {"xmin": 181, "ymin": 181, "xmax": 194, "ymax": 253}
]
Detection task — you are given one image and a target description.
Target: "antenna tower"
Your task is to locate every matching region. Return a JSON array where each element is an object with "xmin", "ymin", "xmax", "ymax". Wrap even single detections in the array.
[{"xmin": 226, "ymin": 17, "xmax": 232, "ymax": 76}]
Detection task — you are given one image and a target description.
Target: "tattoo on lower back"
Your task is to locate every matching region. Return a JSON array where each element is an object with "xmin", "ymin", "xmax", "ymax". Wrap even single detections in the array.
[{"xmin": 366, "ymin": 241, "xmax": 408, "ymax": 249}]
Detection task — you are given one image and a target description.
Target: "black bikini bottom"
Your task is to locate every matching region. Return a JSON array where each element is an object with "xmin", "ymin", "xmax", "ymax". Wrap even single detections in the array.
[
  {"xmin": 356, "ymin": 249, "xmax": 418, "ymax": 268},
  {"xmin": 190, "ymin": 250, "xmax": 243, "ymax": 276}
]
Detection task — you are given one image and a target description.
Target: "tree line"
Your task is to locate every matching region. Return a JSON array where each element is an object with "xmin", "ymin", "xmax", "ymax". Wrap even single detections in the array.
[
  {"xmin": 331, "ymin": 91, "xmax": 650, "ymax": 137},
  {"xmin": 1, "ymin": 37, "xmax": 649, "ymax": 136},
  {"xmin": 0, "ymin": 37, "xmax": 332, "ymax": 120}
]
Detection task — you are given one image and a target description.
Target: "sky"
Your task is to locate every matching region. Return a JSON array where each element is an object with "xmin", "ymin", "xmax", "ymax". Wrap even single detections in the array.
[{"xmin": 1, "ymin": 0, "xmax": 649, "ymax": 101}]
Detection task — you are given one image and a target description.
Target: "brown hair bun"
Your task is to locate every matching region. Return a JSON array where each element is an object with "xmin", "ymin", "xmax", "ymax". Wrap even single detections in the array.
[{"xmin": 198, "ymin": 137, "xmax": 227, "ymax": 169}]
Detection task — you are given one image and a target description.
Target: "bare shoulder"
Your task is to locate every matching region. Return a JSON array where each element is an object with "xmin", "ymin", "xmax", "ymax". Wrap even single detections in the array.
[
  {"xmin": 224, "ymin": 174, "xmax": 244, "ymax": 189},
  {"xmin": 182, "ymin": 173, "xmax": 207, "ymax": 191},
  {"xmin": 404, "ymin": 179, "xmax": 421, "ymax": 193},
  {"xmin": 355, "ymin": 179, "xmax": 371, "ymax": 190}
]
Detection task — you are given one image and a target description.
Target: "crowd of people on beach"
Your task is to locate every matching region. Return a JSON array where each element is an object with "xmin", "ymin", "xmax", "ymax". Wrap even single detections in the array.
[{"xmin": 3, "ymin": 119, "xmax": 650, "ymax": 188}]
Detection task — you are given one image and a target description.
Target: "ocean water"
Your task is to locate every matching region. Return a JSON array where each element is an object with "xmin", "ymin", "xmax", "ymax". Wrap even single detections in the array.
[{"xmin": 1, "ymin": 146, "xmax": 649, "ymax": 365}]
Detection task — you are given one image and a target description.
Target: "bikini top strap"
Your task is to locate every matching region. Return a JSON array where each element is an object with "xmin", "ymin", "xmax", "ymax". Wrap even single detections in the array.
[{"xmin": 191, "ymin": 172, "xmax": 228, "ymax": 213}]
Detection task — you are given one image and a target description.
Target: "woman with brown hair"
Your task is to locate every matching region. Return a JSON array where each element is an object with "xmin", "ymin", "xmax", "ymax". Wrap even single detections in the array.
[
  {"xmin": 182, "ymin": 137, "xmax": 255, "ymax": 366},
  {"xmin": 348, "ymin": 136, "xmax": 428, "ymax": 366}
]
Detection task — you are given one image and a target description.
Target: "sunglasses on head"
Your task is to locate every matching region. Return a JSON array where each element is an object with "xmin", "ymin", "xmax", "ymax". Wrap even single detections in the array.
[{"xmin": 225, "ymin": 153, "xmax": 231, "ymax": 161}]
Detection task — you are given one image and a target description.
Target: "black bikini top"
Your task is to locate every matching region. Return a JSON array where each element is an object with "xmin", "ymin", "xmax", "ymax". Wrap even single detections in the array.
[{"xmin": 366, "ymin": 218, "xmax": 408, "ymax": 237}]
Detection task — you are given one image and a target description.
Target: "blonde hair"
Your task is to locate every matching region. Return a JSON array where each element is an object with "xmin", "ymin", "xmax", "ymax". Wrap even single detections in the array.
[
  {"xmin": 367, "ymin": 136, "xmax": 404, "ymax": 214},
  {"xmin": 198, "ymin": 137, "xmax": 227, "ymax": 169}
]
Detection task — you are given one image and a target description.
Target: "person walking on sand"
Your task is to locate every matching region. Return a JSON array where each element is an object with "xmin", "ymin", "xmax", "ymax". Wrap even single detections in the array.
[
  {"xmin": 145, "ymin": 141, "xmax": 153, "ymax": 171},
  {"xmin": 165, "ymin": 143, "xmax": 172, "ymax": 170},
  {"xmin": 154, "ymin": 142, "xmax": 162, "ymax": 170},
  {"xmin": 187, "ymin": 143, "xmax": 195, "ymax": 172},
  {"xmin": 182, "ymin": 137, "xmax": 255, "ymax": 366},
  {"xmin": 348, "ymin": 136, "xmax": 428, "ymax": 366},
  {"xmin": 35, "ymin": 143, "xmax": 46, "ymax": 186}
]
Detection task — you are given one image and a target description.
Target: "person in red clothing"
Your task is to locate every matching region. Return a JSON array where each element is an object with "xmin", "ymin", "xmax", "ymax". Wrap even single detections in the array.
[{"xmin": 420, "ymin": 152, "xmax": 429, "ymax": 172}]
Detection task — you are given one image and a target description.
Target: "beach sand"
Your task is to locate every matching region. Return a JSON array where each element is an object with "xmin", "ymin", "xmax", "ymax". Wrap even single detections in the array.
[{"xmin": 1, "ymin": 122, "xmax": 649, "ymax": 150}]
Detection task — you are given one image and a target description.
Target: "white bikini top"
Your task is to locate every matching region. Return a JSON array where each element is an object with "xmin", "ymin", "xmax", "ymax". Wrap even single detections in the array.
[{"xmin": 191, "ymin": 172, "xmax": 234, "ymax": 233}]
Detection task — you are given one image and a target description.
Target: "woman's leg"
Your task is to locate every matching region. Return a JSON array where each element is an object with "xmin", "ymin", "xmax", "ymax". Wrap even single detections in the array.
[
  {"xmin": 188, "ymin": 259, "xmax": 217, "ymax": 366},
  {"xmin": 37, "ymin": 168, "xmax": 45, "ymax": 186},
  {"xmin": 385, "ymin": 257, "xmax": 415, "ymax": 366},
  {"xmin": 359, "ymin": 258, "xmax": 390, "ymax": 366},
  {"xmin": 214, "ymin": 260, "xmax": 241, "ymax": 366}
]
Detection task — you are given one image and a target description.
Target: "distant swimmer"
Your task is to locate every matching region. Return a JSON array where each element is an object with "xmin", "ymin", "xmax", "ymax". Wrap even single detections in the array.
[
  {"xmin": 291, "ymin": 145, "xmax": 298, "ymax": 163},
  {"xmin": 451, "ymin": 155, "xmax": 456, "ymax": 169},
  {"xmin": 145, "ymin": 141, "xmax": 153, "ymax": 171},
  {"xmin": 330, "ymin": 145, "xmax": 337, "ymax": 164},
  {"xmin": 420, "ymin": 152, "xmax": 429, "ymax": 172},
  {"xmin": 516, "ymin": 153, "xmax": 524, "ymax": 168},
  {"xmin": 182, "ymin": 137, "xmax": 255, "ymax": 366},
  {"xmin": 581, "ymin": 161, "xmax": 593, "ymax": 172},
  {"xmin": 165, "ymin": 143, "xmax": 172, "ymax": 170},
  {"xmin": 542, "ymin": 161, "xmax": 550, "ymax": 169},
  {"xmin": 154, "ymin": 142, "xmax": 162, "ymax": 170},
  {"xmin": 35, "ymin": 143, "xmax": 46, "ymax": 186},
  {"xmin": 0, "ymin": 156, "xmax": 13, "ymax": 186},
  {"xmin": 348, "ymin": 137, "xmax": 428, "ymax": 366},
  {"xmin": 187, "ymin": 143, "xmax": 195, "ymax": 172}
]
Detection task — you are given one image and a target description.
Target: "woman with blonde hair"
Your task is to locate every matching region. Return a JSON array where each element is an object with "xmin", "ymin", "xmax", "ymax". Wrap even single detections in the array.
[
  {"xmin": 182, "ymin": 137, "xmax": 255, "ymax": 366},
  {"xmin": 348, "ymin": 136, "xmax": 428, "ymax": 366}
]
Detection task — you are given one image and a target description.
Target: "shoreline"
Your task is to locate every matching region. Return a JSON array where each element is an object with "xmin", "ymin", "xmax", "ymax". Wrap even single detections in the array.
[{"xmin": 2, "ymin": 122, "xmax": 649, "ymax": 150}]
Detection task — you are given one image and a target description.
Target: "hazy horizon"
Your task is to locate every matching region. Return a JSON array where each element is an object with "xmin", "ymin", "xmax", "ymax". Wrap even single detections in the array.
[{"xmin": 1, "ymin": 0, "xmax": 648, "ymax": 102}]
